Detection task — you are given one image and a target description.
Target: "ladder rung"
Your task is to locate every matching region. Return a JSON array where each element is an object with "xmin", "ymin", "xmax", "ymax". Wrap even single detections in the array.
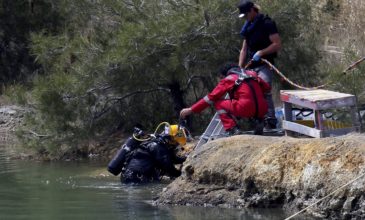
[{"xmin": 196, "ymin": 103, "xmax": 229, "ymax": 148}]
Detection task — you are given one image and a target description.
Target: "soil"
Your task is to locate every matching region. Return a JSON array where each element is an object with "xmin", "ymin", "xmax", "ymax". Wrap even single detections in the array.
[{"xmin": 155, "ymin": 134, "xmax": 365, "ymax": 219}]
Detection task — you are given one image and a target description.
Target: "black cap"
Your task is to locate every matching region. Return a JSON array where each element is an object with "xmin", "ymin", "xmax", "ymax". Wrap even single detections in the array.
[{"xmin": 237, "ymin": 0, "xmax": 254, "ymax": 18}]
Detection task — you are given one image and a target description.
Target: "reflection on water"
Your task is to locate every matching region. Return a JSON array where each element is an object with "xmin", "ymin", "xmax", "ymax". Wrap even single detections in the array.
[{"xmin": 0, "ymin": 147, "xmax": 306, "ymax": 220}]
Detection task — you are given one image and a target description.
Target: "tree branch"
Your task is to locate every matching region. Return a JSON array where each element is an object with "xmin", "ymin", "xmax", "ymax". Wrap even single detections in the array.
[
  {"xmin": 183, "ymin": 75, "xmax": 206, "ymax": 91},
  {"xmin": 90, "ymin": 87, "xmax": 171, "ymax": 121},
  {"xmin": 27, "ymin": 130, "xmax": 50, "ymax": 138},
  {"xmin": 86, "ymin": 84, "xmax": 112, "ymax": 94},
  {"xmin": 110, "ymin": 87, "xmax": 170, "ymax": 101}
]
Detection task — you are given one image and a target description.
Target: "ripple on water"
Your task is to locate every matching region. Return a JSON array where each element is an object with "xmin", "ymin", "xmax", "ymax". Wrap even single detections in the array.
[
  {"xmin": 0, "ymin": 153, "xmax": 288, "ymax": 220},
  {"xmin": 0, "ymin": 149, "xmax": 18, "ymax": 175}
]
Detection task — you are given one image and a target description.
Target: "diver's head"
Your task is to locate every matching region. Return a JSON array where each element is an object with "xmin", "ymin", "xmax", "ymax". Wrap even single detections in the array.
[{"xmin": 161, "ymin": 124, "xmax": 190, "ymax": 147}]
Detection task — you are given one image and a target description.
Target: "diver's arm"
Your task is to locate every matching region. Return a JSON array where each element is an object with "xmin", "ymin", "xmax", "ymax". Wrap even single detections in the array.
[{"xmin": 149, "ymin": 142, "xmax": 181, "ymax": 177}]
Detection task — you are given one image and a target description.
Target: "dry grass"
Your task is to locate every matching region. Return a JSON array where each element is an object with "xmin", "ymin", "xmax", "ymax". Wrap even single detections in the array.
[{"xmin": 320, "ymin": 0, "xmax": 365, "ymax": 57}]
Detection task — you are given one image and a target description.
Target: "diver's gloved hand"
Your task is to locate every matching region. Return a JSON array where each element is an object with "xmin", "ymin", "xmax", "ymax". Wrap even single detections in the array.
[
  {"xmin": 176, "ymin": 155, "xmax": 187, "ymax": 163},
  {"xmin": 253, "ymin": 51, "xmax": 262, "ymax": 61}
]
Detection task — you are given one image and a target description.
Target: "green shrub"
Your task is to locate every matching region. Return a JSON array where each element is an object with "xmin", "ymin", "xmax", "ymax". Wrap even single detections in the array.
[{"xmin": 13, "ymin": 0, "xmax": 364, "ymax": 157}]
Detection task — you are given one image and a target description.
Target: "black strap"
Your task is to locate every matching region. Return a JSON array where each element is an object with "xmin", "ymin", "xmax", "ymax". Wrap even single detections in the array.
[
  {"xmin": 228, "ymin": 70, "xmax": 259, "ymax": 118},
  {"xmin": 246, "ymin": 79, "xmax": 259, "ymax": 119}
]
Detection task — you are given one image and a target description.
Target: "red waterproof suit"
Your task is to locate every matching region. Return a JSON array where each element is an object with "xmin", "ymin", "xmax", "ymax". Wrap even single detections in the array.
[{"xmin": 191, "ymin": 70, "xmax": 270, "ymax": 130}]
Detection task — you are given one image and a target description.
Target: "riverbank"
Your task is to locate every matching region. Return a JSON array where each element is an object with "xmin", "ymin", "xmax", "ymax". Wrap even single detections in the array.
[
  {"xmin": 0, "ymin": 105, "xmax": 28, "ymax": 158},
  {"xmin": 0, "ymin": 105, "xmax": 25, "ymax": 133},
  {"xmin": 155, "ymin": 134, "xmax": 365, "ymax": 219},
  {"xmin": 0, "ymin": 104, "xmax": 129, "ymax": 160},
  {"xmin": 3, "ymin": 104, "xmax": 365, "ymax": 219}
]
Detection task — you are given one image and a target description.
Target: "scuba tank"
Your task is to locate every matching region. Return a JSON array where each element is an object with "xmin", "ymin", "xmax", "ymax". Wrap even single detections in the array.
[{"xmin": 107, "ymin": 127, "xmax": 146, "ymax": 176}]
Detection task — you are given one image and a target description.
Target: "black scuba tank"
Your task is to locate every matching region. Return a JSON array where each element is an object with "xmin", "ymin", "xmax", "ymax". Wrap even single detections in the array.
[{"xmin": 107, "ymin": 137, "xmax": 141, "ymax": 176}]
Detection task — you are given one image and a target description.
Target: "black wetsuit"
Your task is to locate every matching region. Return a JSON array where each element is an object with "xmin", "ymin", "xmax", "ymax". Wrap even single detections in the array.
[{"xmin": 121, "ymin": 137, "xmax": 185, "ymax": 184}]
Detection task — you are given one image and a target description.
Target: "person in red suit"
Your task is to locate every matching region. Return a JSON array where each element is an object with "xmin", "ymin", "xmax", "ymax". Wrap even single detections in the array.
[{"xmin": 180, "ymin": 63, "xmax": 270, "ymax": 135}]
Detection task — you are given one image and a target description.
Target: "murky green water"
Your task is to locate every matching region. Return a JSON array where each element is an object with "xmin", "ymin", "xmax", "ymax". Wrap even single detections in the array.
[{"xmin": 0, "ymin": 147, "xmax": 294, "ymax": 220}]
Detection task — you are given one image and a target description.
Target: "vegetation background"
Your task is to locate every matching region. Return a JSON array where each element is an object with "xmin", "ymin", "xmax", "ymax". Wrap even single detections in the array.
[{"xmin": 0, "ymin": 0, "xmax": 364, "ymax": 158}]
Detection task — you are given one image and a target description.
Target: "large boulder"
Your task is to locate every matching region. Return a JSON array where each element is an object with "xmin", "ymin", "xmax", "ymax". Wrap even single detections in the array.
[{"xmin": 156, "ymin": 134, "xmax": 365, "ymax": 219}]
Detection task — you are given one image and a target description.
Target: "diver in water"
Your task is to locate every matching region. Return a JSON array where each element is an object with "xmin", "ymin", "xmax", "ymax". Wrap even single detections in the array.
[{"xmin": 107, "ymin": 123, "xmax": 188, "ymax": 184}]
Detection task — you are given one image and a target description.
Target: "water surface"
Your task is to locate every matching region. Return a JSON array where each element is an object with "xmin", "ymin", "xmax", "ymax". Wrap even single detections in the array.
[{"xmin": 0, "ymin": 147, "xmax": 299, "ymax": 220}]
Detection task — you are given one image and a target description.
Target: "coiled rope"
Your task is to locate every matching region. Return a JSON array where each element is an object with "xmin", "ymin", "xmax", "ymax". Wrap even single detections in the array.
[
  {"xmin": 284, "ymin": 170, "xmax": 365, "ymax": 220},
  {"xmin": 260, "ymin": 59, "xmax": 328, "ymax": 90}
]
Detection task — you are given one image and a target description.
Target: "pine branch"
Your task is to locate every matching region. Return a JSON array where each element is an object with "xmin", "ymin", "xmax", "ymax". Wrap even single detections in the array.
[
  {"xmin": 183, "ymin": 75, "xmax": 206, "ymax": 91},
  {"xmin": 110, "ymin": 87, "xmax": 170, "ymax": 101},
  {"xmin": 91, "ymin": 87, "xmax": 171, "ymax": 120},
  {"xmin": 27, "ymin": 130, "xmax": 50, "ymax": 138}
]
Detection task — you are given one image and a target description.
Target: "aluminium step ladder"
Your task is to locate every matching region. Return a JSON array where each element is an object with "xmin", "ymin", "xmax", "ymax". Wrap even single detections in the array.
[
  {"xmin": 195, "ymin": 112, "xmax": 225, "ymax": 149},
  {"xmin": 195, "ymin": 111, "xmax": 285, "ymax": 149}
]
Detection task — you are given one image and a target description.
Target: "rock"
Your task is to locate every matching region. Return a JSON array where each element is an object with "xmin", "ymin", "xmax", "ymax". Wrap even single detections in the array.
[
  {"xmin": 156, "ymin": 134, "xmax": 365, "ymax": 219},
  {"xmin": 0, "ymin": 106, "xmax": 26, "ymax": 130},
  {"xmin": 343, "ymin": 196, "xmax": 356, "ymax": 212}
]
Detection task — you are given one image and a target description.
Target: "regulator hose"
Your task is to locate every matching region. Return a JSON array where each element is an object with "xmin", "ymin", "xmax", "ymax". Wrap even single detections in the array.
[
  {"xmin": 132, "ymin": 133, "xmax": 152, "ymax": 142},
  {"xmin": 154, "ymin": 122, "xmax": 171, "ymax": 136}
]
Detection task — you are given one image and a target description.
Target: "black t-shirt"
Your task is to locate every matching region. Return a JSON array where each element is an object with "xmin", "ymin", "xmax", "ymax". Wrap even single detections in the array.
[{"xmin": 240, "ymin": 14, "xmax": 278, "ymax": 67}]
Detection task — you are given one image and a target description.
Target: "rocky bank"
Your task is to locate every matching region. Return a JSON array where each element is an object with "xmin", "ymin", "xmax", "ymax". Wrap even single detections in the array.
[
  {"xmin": 156, "ymin": 134, "xmax": 365, "ymax": 219},
  {"xmin": 0, "ymin": 105, "xmax": 25, "ymax": 132},
  {"xmin": 0, "ymin": 105, "xmax": 26, "ymax": 143}
]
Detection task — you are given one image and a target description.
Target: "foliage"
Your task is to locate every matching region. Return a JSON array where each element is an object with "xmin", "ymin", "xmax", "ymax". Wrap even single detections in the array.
[
  {"xmin": 257, "ymin": 0, "xmax": 327, "ymax": 88},
  {"xmin": 14, "ymin": 0, "xmax": 243, "ymax": 155},
  {"xmin": 3, "ymin": 0, "xmax": 364, "ymax": 157},
  {"xmin": 0, "ymin": 0, "xmax": 64, "ymax": 85}
]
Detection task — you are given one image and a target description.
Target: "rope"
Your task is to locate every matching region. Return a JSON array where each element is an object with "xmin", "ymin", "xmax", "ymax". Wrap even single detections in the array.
[
  {"xmin": 244, "ymin": 60, "xmax": 253, "ymax": 69},
  {"xmin": 343, "ymin": 56, "xmax": 365, "ymax": 74},
  {"xmin": 246, "ymin": 56, "xmax": 365, "ymax": 89},
  {"xmin": 284, "ymin": 170, "xmax": 365, "ymax": 220},
  {"xmin": 292, "ymin": 107, "xmax": 313, "ymax": 118},
  {"xmin": 260, "ymin": 59, "xmax": 328, "ymax": 90}
]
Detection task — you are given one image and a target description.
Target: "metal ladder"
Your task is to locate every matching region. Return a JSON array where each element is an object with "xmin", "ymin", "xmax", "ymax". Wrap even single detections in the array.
[
  {"xmin": 195, "ymin": 110, "xmax": 285, "ymax": 149},
  {"xmin": 195, "ymin": 93, "xmax": 231, "ymax": 149},
  {"xmin": 195, "ymin": 112, "xmax": 225, "ymax": 149}
]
